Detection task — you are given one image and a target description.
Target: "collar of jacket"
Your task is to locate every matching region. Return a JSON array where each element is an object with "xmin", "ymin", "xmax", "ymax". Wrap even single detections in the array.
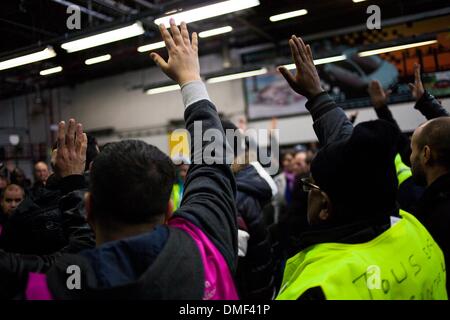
[
  {"xmin": 417, "ymin": 173, "xmax": 450, "ymax": 210},
  {"xmin": 288, "ymin": 207, "xmax": 398, "ymax": 252}
]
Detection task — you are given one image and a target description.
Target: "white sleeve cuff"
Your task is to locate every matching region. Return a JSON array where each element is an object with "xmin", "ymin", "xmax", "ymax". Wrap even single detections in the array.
[{"xmin": 181, "ymin": 80, "xmax": 211, "ymax": 109}]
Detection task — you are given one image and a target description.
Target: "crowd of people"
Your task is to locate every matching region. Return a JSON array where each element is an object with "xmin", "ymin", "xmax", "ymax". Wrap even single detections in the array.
[{"xmin": 0, "ymin": 20, "xmax": 449, "ymax": 300}]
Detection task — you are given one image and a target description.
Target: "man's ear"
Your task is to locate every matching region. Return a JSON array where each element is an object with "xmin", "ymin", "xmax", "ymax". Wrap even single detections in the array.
[
  {"xmin": 423, "ymin": 145, "xmax": 432, "ymax": 165},
  {"xmin": 165, "ymin": 200, "xmax": 174, "ymax": 224},
  {"xmin": 84, "ymin": 192, "xmax": 95, "ymax": 229},
  {"xmin": 318, "ymin": 191, "xmax": 332, "ymax": 222}
]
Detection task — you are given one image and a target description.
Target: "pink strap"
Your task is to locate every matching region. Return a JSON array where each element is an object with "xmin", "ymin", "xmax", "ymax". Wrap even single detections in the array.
[
  {"xmin": 169, "ymin": 218, "xmax": 238, "ymax": 300},
  {"xmin": 25, "ymin": 272, "xmax": 53, "ymax": 300}
]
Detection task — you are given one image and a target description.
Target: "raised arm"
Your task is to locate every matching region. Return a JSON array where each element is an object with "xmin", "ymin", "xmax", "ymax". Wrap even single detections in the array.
[
  {"xmin": 410, "ymin": 63, "xmax": 449, "ymax": 120},
  {"xmin": 151, "ymin": 20, "xmax": 237, "ymax": 270},
  {"xmin": 278, "ymin": 35, "xmax": 353, "ymax": 146}
]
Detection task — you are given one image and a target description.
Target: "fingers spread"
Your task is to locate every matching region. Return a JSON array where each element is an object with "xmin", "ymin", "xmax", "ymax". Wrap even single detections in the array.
[
  {"xmin": 306, "ymin": 44, "xmax": 313, "ymax": 60},
  {"xmin": 414, "ymin": 63, "xmax": 421, "ymax": 83},
  {"xmin": 289, "ymin": 39, "xmax": 302, "ymax": 71},
  {"xmin": 159, "ymin": 23, "xmax": 175, "ymax": 51},
  {"xmin": 66, "ymin": 118, "xmax": 76, "ymax": 150},
  {"xmin": 169, "ymin": 18, "xmax": 183, "ymax": 46},
  {"xmin": 75, "ymin": 123, "xmax": 85, "ymax": 154},
  {"xmin": 293, "ymin": 36, "xmax": 308, "ymax": 63},
  {"xmin": 150, "ymin": 52, "xmax": 169, "ymax": 70},
  {"xmin": 192, "ymin": 32, "xmax": 198, "ymax": 52},
  {"xmin": 278, "ymin": 66, "xmax": 297, "ymax": 89},
  {"xmin": 180, "ymin": 22, "xmax": 191, "ymax": 47},
  {"xmin": 57, "ymin": 121, "xmax": 66, "ymax": 150}
]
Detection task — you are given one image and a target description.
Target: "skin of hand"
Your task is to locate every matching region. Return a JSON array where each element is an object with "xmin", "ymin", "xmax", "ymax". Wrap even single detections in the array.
[
  {"xmin": 55, "ymin": 119, "xmax": 87, "ymax": 178},
  {"xmin": 277, "ymin": 35, "xmax": 324, "ymax": 100},
  {"xmin": 150, "ymin": 19, "xmax": 201, "ymax": 86},
  {"xmin": 368, "ymin": 80, "xmax": 392, "ymax": 109},
  {"xmin": 408, "ymin": 63, "xmax": 425, "ymax": 102}
]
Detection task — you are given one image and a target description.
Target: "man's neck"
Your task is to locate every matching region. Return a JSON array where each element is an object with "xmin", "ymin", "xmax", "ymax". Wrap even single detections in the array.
[
  {"xmin": 426, "ymin": 167, "xmax": 449, "ymax": 187},
  {"xmin": 95, "ymin": 222, "xmax": 158, "ymax": 246}
]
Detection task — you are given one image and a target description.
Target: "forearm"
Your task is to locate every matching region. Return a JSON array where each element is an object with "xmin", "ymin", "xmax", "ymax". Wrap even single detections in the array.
[
  {"xmin": 415, "ymin": 91, "xmax": 449, "ymax": 120},
  {"xmin": 306, "ymin": 92, "xmax": 353, "ymax": 145},
  {"xmin": 175, "ymin": 81, "xmax": 238, "ymax": 270},
  {"xmin": 375, "ymin": 105, "xmax": 399, "ymax": 128}
]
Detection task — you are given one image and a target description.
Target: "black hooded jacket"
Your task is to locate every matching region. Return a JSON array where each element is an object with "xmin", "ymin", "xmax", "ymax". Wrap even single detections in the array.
[{"xmin": 235, "ymin": 163, "xmax": 276, "ymax": 299}]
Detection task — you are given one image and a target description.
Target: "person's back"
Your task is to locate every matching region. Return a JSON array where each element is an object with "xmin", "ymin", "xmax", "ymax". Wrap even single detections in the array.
[
  {"xmin": 277, "ymin": 210, "xmax": 446, "ymax": 299},
  {"xmin": 274, "ymin": 35, "xmax": 446, "ymax": 300},
  {"xmin": 23, "ymin": 21, "xmax": 238, "ymax": 300}
]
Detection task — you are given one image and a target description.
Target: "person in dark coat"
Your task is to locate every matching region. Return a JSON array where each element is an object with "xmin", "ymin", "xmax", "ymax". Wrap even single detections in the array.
[
  {"xmin": 410, "ymin": 116, "xmax": 450, "ymax": 292},
  {"xmin": 221, "ymin": 119, "xmax": 278, "ymax": 299}
]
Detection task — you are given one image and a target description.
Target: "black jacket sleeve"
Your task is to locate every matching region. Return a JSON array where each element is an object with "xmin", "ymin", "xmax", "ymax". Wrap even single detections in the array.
[
  {"xmin": 305, "ymin": 92, "xmax": 354, "ymax": 146},
  {"xmin": 236, "ymin": 196, "xmax": 275, "ymax": 300},
  {"xmin": 0, "ymin": 249, "xmax": 60, "ymax": 299},
  {"xmin": 415, "ymin": 91, "xmax": 449, "ymax": 120},
  {"xmin": 58, "ymin": 190, "xmax": 96, "ymax": 254},
  {"xmin": 173, "ymin": 99, "xmax": 238, "ymax": 272}
]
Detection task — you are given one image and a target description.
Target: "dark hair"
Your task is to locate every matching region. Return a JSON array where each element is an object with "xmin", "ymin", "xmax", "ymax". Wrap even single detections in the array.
[
  {"xmin": 417, "ymin": 117, "xmax": 450, "ymax": 169},
  {"xmin": 90, "ymin": 140, "xmax": 175, "ymax": 226}
]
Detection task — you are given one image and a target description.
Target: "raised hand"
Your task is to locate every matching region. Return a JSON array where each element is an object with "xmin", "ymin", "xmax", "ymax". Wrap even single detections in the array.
[
  {"xmin": 368, "ymin": 80, "xmax": 391, "ymax": 109},
  {"xmin": 278, "ymin": 35, "xmax": 324, "ymax": 99},
  {"xmin": 150, "ymin": 19, "xmax": 201, "ymax": 86},
  {"xmin": 55, "ymin": 119, "xmax": 87, "ymax": 178},
  {"xmin": 408, "ymin": 63, "xmax": 425, "ymax": 101}
]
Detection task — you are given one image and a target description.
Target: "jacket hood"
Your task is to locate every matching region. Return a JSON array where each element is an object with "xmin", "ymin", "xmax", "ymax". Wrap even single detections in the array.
[
  {"xmin": 235, "ymin": 162, "xmax": 277, "ymax": 205},
  {"xmin": 44, "ymin": 225, "xmax": 205, "ymax": 299}
]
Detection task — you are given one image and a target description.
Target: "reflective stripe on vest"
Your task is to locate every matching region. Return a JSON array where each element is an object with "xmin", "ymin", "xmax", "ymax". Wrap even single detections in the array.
[
  {"xmin": 395, "ymin": 154, "xmax": 412, "ymax": 187},
  {"xmin": 276, "ymin": 210, "xmax": 447, "ymax": 300}
]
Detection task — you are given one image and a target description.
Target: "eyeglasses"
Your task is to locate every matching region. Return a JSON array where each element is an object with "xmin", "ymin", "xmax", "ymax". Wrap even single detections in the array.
[{"xmin": 300, "ymin": 177, "xmax": 322, "ymax": 192}]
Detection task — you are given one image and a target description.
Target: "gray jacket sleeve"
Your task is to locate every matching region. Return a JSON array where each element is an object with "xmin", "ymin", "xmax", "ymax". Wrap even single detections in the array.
[{"xmin": 305, "ymin": 92, "xmax": 354, "ymax": 146}]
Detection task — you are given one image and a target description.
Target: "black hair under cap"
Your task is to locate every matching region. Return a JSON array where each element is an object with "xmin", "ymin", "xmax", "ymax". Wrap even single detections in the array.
[{"xmin": 310, "ymin": 120, "xmax": 401, "ymax": 223}]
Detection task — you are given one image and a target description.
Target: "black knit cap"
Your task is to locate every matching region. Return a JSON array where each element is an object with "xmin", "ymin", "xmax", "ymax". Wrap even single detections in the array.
[{"xmin": 310, "ymin": 120, "xmax": 401, "ymax": 223}]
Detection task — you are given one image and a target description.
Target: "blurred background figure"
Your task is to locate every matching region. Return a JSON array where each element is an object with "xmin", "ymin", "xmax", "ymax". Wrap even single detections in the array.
[
  {"xmin": 170, "ymin": 155, "xmax": 190, "ymax": 211},
  {"xmin": 0, "ymin": 184, "xmax": 24, "ymax": 217},
  {"xmin": 31, "ymin": 161, "xmax": 50, "ymax": 196}
]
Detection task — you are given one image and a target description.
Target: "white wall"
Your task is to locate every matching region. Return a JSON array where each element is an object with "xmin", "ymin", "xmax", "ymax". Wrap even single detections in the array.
[
  {"xmin": 2, "ymin": 52, "xmax": 450, "ymax": 164},
  {"xmin": 249, "ymin": 98, "xmax": 450, "ymax": 145}
]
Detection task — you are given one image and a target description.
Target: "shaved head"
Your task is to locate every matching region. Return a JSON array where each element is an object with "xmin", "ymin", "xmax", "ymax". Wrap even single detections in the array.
[
  {"xmin": 411, "ymin": 117, "xmax": 450, "ymax": 185},
  {"xmin": 416, "ymin": 117, "xmax": 450, "ymax": 168}
]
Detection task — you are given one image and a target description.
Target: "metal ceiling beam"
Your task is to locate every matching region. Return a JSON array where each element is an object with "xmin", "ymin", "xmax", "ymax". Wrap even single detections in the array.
[
  {"xmin": 51, "ymin": 0, "xmax": 113, "ymax": 22},
  {"xmin": 132, "ymin": 0, "xmax": 158, "ymax": 10},
  {"xmin": 93, "ymin": 0, "xmax": 138, "ymax": 15}
]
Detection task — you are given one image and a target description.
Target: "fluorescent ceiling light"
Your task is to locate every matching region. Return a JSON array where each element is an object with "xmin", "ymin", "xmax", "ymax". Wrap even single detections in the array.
[
  {"xmin": 352, "ymin": 0, "xmax": 367, "ymax": 3},
  {"xmin": 40, "ymin": 66, "xmax": 63, "ymax": 76},
  {"xmin": 206, "ymin": 68, "xmax": 268, "ymax": 84},
  {"xmin": 199, "ymin": 26, "xmax": 233, "ymax": 38},
  {"xmin": 137, "ymin": 41, "xmax": 166, "ymax": 53},
  {"xmin": 283, "ymin": 55, "xmax": 347, "ymax": 70},
  {"xmin": 85, "ymin": 54, "xmax": 112, "ymax": 65},
  {"xmin": 61, "ymin": 22, "xmax": 145, "ymax": 53},
  {"xmin": 270, "ymin": 9, "xmax": 308, "ymax": 22},
  {"xmin": 0, "ymin": 47, "xmax": 56, "ymax": 71},
  {"xmin": 146, "ymin": 84, "xmax": 180, "ymax": 95},
  {"xmin": 154, "ymin": 0, "xmax": 260, "ymax": 27},
  {"xmin": 358, "ymin": 40, "xmax": 437, "ymax": 57}
]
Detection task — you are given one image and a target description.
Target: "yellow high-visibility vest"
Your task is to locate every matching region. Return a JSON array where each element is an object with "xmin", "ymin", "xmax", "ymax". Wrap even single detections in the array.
[{"xmin": 277, "ymin": 210, "xmax": 447, "ymax": 300}]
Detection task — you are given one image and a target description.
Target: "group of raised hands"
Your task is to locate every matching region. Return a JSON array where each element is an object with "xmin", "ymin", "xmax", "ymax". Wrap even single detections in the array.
[
  {"xmin": 369, "ymin": 63, "xmax": 426, "ymax": 109},
  {"xmin": 55, "ymin": 21, "xmax": 427, "ymax": 172}
]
